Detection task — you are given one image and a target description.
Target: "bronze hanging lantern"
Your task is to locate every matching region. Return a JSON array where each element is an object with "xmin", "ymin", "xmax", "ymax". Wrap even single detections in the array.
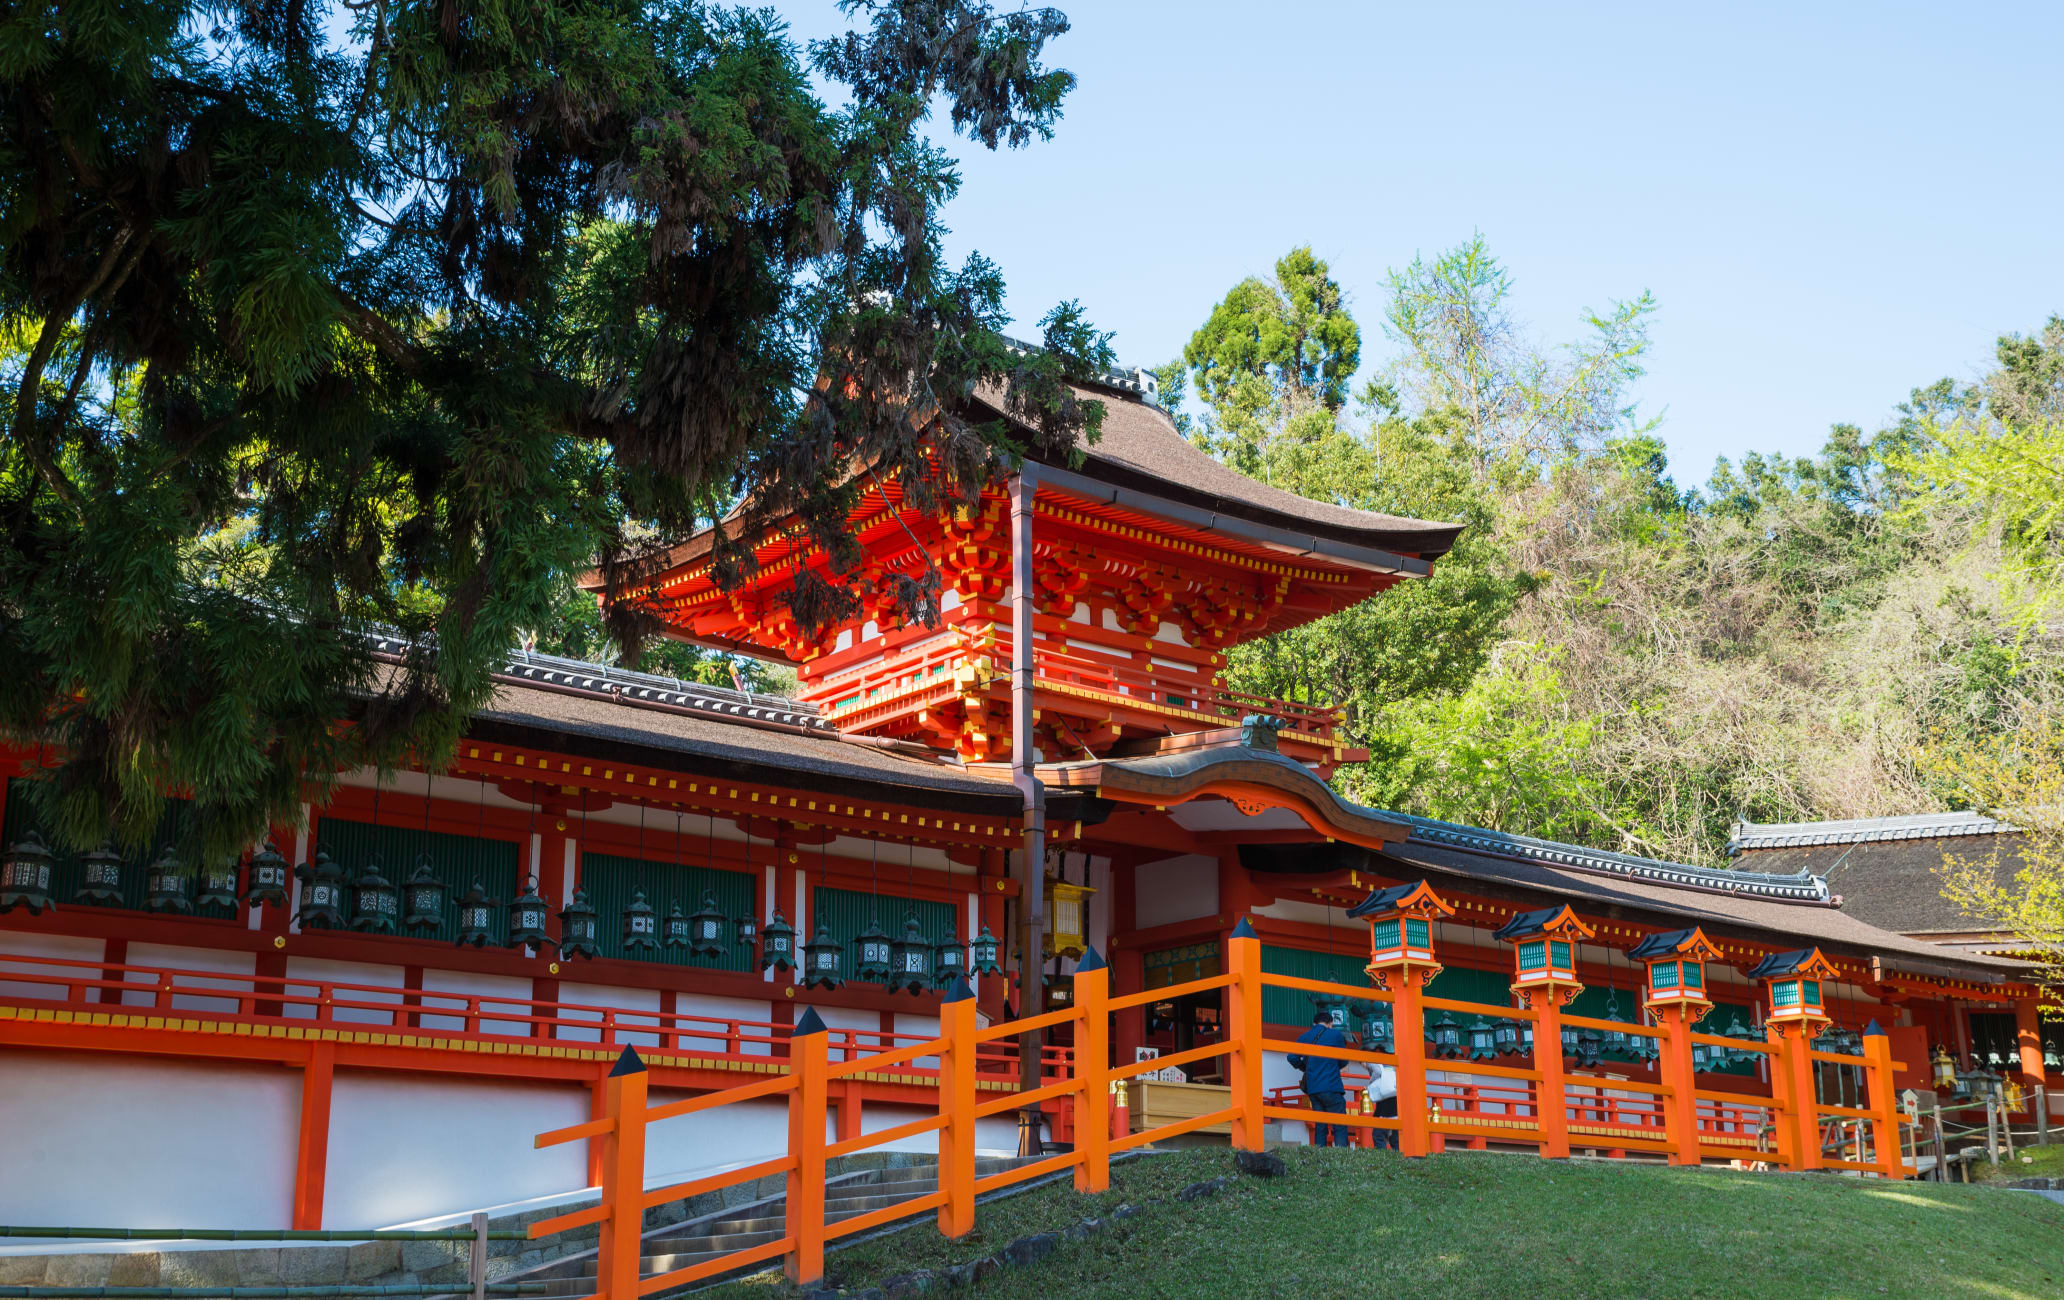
[
  {"xmin": 350, "ymin": 857, "xmax": 399, "ymax": 933},
  {"xmin": 401, "ymin": 856, "xmax": 448, "ymax": 932},
  {"xmin": 803, "ymin": 921, "xmax": 844, "ymax": 989},
  {"xmin": 622, "ymin": 888, "xmax": 659, "ymax": 953},
  {"xmin": 687, "ymin": 893, "xmax": 726, "ymax": 958},
  {"xmin": 888, "ymin": 911, "xmax": 933, "ymax": 994},
  {"xmin": 969, "ymin": 924, "xmax": 1003, "ymax": 976},
  {"xmin": 454, "ymin": 881, "xmax": 497, "ymax": 947},
  {"xmin": 294, "ymin": 849, "xmax": 346, "ymax": 928},
  {"xmin": 854, "ymin": 916, "xmax": 893, "ymax": 983},
  {"xmin": 196, "ymin": 855, "xmax": 242, "ymax": 915},
  {"xmin": 143, "ymin": 846, "xmax": 194, "ymax": 915},
  {"xmin": 75, "ymin": 841, "xmax": 127, "ymax": 907},
  {"xmin": 558, "ymin": 889, "xmax": 600, "ymax": 960},
  {"xmin": 662, "ymin": 901, "xmax": 690, "ymax": 949},
  {"xmin": 506, "ymin": 878, "xmax": 553, "ymax": 949},
  {"xmin": 735, "ymin": 907, "xmax": 759, "ymax": 955},
  {"xmin": 0, "ymin": 830, "xmax": 57, "ymax": 916},
  {"xmin": 243, "ymin": 840, "xmax": 290, "ymax": 909},
  {"xmin": 761, "ymin": 910, "xmax": 796, "ymax": 971},
  {"xmin": 933, "ymin": 925, "xmax": 967, "ymax": 988}
]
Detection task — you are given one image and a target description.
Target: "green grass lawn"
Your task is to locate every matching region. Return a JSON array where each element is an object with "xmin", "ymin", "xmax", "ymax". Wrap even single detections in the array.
[{"xmin": 704, "ymin": 1147, "xmax": 2064, "ymax": 1300}]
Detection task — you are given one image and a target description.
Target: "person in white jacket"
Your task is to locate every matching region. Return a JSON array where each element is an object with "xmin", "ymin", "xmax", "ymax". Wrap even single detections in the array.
[{"xmin": 1365, "ymin": 1063, "xmax": 1399, "ymax": 1150}]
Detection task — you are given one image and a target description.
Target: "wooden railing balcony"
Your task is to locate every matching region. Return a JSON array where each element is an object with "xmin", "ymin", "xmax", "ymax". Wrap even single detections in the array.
[
  {"xmin": 1031, "ymin": 645, "xmax": 1343, "ymax": 743},
  {"xmin": 0, "ymin": 951, "xmax": 1071, "ymax": 1080}
]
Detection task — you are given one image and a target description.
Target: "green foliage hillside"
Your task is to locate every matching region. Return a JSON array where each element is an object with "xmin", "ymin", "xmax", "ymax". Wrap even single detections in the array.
[{"xmin": 1177, "ymin": 238, "xmax": 2064, "ymax": 865}]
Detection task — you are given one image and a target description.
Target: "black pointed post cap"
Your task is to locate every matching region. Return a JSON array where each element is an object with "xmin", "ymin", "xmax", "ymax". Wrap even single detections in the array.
[
  {"xmin": 1863, "ymin": 1019, "xmax": 1887, "ymax": 1037},
  {"xmin": 943, "ymin": 976, "xmax": 976, "ymax": 1004},
  {"xmin": 609, "ymin": 1046, "xmax": 646, "ymax": 1077},
  {"xmin": 1229, "ymin": 917, "xmax": 1257, "ymax": 940},
  {"xmin": 1075, "ymin": 946, "xmax": 1107, "ymax": 973},
  {"xmin": 794, "ymin": 1006, "xmax": 828, "ymax": 1037}
]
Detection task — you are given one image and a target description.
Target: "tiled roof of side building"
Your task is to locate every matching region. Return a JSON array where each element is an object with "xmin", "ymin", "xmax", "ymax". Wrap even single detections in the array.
[
  {"xmin": 1727, "ymin": 810, "xmax": 2016, "ymax": 853},
  {"xmin": 1078, "ymin": 746, "xmax": 2024, "ymax": 979}
]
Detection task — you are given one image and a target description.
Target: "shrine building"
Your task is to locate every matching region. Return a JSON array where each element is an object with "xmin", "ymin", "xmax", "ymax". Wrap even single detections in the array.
[{"xmin": 0, "ymin": 365, "xmax": 2053, "ymax": 1235}]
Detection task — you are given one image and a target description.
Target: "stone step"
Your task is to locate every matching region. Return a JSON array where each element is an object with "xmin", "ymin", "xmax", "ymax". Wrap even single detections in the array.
[{"xmin": 502, "ymin": 1154, "xmax": 1056, "ymax": 1294}]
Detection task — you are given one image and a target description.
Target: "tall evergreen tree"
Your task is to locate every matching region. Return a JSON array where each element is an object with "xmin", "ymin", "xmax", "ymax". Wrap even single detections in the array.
[{"xmin": 0, "ymin": 0, "xmax": 1106, "ymax": 859}]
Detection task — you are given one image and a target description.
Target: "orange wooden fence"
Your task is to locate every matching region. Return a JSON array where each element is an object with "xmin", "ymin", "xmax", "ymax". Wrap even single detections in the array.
[{"xmin": 527, "ymin": 923, "xmax": 1909, "ymax": 1296}]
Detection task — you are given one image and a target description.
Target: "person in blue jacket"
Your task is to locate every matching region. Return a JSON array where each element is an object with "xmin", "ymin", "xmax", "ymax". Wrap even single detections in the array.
[{"xmin": 1288, "ymin": 1011, "xmax": 1350, "ymax": 1148}]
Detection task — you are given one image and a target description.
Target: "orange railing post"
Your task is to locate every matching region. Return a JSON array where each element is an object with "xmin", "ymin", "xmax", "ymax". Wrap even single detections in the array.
[
  {"xmin": 784, "ymin": 1009, "xmax": 830, "ymax": 1287},
  {"xmin": 1072, "ymin": 949, "xmax": 1111, "ymax": 1192},
  {"xmin": 1767, "ymin": 1024, "xmax": 1817, "ymax": 1170},
  {"xmin": 937, "ymin": 980, "xmax": 979, "ymax": 1238},
  {"xmin": 1393, "ymin": 974, "xmax": 1429, "ymax": 1158},
  {"xmin": 1660, "ymin": 1008, "xmax": 1702, "ymax": 1165},
  {"xmin": 1227, "ymin": 919, "xmax": 1268, "ymax": 1151},
  {"xmin": 594, "ymin": 1049, "xmax": 649, "ymax": 1300},
  {"xmin": 1863, "ymin": 1022, "xmax": 1904, "ymax": 1180},
  {"xmin": 1532, "ymin": 999, "xmax": 1569, "ymax": 1159}
]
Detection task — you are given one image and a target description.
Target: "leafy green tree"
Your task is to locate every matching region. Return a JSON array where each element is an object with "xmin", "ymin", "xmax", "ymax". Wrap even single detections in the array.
[
  {"xmin": 1382, "ymin": 233, "xmax": 1657, "ymax": 470},
  {"xmin": 1180, "ymin": 246, "xmax": 1359, "ymax": 479},
  {"xmin": 1346, "ymin": 641, "xmax": 1608, "ymax": 841},
  {"xmin": 1, "ymin": 0, "xmax": 1102, "ymax": 859}
]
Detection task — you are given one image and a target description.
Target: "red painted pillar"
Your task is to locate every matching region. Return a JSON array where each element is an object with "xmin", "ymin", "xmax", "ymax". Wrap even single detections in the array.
[
  {"xmin": 292, "ymin": 1043, "xmax": 336, "ymax": 1229},
  {"xmin": 1111, "ymin": 859, "xmax": 1145, "ymax": 1067},
  {"xmin": 2014, "ymin": 998, "xmax": 2046, "ymax": 1097}
]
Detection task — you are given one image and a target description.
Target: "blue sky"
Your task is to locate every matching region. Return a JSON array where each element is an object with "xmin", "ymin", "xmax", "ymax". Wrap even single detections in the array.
[{"xmin": 777, "ymin": 1, "xmax": 2064, "ymax": 486}]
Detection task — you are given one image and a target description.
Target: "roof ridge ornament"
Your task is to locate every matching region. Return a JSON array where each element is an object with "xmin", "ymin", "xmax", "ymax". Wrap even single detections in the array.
[{"xmin": 1239, "ymin": 715, "xmax": 1283, "ymax": 752}]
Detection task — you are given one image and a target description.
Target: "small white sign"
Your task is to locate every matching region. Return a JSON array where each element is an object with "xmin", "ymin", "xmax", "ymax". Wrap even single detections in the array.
[{"xmin": 1134, "ymin": 1046, "xmax": 1161, "ymax": 1063}]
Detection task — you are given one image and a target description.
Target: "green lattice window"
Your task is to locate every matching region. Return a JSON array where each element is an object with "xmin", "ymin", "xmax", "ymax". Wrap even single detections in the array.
[{"xmin": 579, "ymin": 850, "xmax": 756, "ymax": 969}]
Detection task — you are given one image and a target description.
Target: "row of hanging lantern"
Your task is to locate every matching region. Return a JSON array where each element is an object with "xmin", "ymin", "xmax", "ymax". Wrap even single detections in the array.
[
  {"xmin": 1, "ymin": 830, "xmax": 287, "ymax": 918},
  {"xmin": 1336, "ymin": 992, "xmax": 1772, "ymax": 1071},
  {"xmin": 6, "ymin": 827, "xmax": 1009, "ymax": 994}
]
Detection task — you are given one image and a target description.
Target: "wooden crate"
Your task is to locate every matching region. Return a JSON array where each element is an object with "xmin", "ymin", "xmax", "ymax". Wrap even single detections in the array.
[{"xmin": 1126, "ymin": 1079, "xmax": 1234, "ymax": 1138}]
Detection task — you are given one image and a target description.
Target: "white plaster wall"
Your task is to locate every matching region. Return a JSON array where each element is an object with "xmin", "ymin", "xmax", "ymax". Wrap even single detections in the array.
[
  {"xmin": 642, "ymin": 1090, "xmax": 795, "ymax": 1186},
  {"xmin": 813, "ymin": 1005, "xmax": 885, "ymax": 1064},
  {"xmin": 1133, "ymin": 855, "xmax": 1218, "ymax": 930},
  {"xmin": 419, "ymin": 967, "xmax": 534, "ymax": 1036},
  {"xmin": 854, "ymin": 1104, "xmax": 1016, "ymax": 1157},
  {"xmin": 0, "ymin": 930, "xmax": 101, "ymax": 1001},
  {"xmin": 556, "ymin": 981, "xmax": 662, "ymax": 1047},
  {"xmin": 283, "ymin": 957, "xmax": 406, "ymax": 1025},
  {"xmin": 892, "ymin": 1012, "xmax": 941, "ymax": 1069},
  {"xmin": 675, "ymin": 992, "xmax": 778, "ymax": 1056},
  {"xmin": 0, "ymin": 1050, "xmax": 297, "ymax": 1228},
  {"xmin": 324, "ymin": 1071, "xmax": 587, "ymax": 1228},
  {"xmin": 123, "ymin": 942, "xmax": 256, "ymax": 1014}
]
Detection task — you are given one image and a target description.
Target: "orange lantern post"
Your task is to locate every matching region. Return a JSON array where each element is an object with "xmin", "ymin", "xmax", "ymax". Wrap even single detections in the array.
[
  {"xmin": 1630, "ymin": 927, "xmax": 1722, "ymax": 1166},
  {"xmin": 1748, "ymin": 947, "xmax": 1837, "ymax": 1170},
  {"xmin": 1492, "ymin": 904, "xmax": 1594, "ymax": 1159},
  {"xmin": 1346, "ymin": 881, "xmax": 1454, "ymax": 1158}
]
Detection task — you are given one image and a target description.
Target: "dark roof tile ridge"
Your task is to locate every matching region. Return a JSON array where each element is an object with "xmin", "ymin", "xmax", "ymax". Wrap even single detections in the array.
[
  {"xmin": 1725, "ymin": 810, "xmax": 2016, "ymax": 854},
  {"xmin": 1376, "ymin": 809, "xmax": 1833, "ymax": 904}
]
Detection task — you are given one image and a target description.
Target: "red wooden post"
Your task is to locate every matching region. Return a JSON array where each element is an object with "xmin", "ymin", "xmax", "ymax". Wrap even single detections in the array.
[
  {"xmin": 1864, "ymin": 1024, "xmax": 1905, "ymax": 1180},
  {"xmin": 593, "ymin": 1051, "xmax": 649, "ymax": 1300},
  {"xmin": 784, "ymin": 1010, "xmax": 830, "ymax": 1287},
  {"xmin": 1072, "ymin": 950, "xmax": 1110, "ymax": 1192},
  {"xmin": 292, "ymin": 1042, "xmax": 335, "ymax": 1230},
  {"xmin": 1655, "ymin": 1006, "xmax": 1701, "ymax": 1166},
  {"xmin": 2016, "ymin": 998, "xmax": 2047, "ymax": 1096},
  {"xmin": 1533, "ymin": 999, "xmax": 1570, "ymax": 1158},
  {"xmin": 1227, "ymin": 919, "xmax": 1267, "ymax": 1152},
  {"xmin": 937, "ymin": 981, "xmax": 979, "ymax": 1238},
  {"xmin": 1393, "ymin": 978, "xmax": 1429, "ymax": 1158}
]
